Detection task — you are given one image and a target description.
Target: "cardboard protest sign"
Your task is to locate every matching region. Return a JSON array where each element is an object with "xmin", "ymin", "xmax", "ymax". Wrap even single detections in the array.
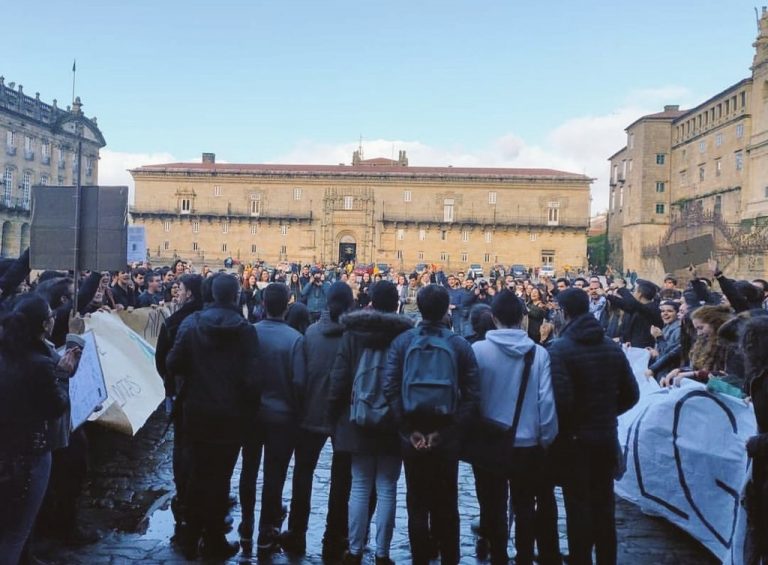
[
  {"xmin": 615, "ymin": 352, "xmax": 755, "ymax": 561},
  {"xmin": 68, "ymin": 331, "xmax": 108, "ymax": 430},
  {"xmin": 84, "ymin": 311, "xmax": 165, "ymax": 435},
  {"xmin": 659, "ymin": 234, "xmax": 714, "ymax": 272},
  {"xmin": 116, "ymin": 305, "xmax": 178, "ymax": 348}
]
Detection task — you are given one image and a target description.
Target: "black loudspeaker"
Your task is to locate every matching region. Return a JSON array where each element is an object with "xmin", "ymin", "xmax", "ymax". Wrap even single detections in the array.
[
  {"xmin": 30, "ymin": 185, "xmax": 129, "ymax": 271},
  {"xmin": 659, "ymin": 233, "xmax": 714, "ymax": 272}
]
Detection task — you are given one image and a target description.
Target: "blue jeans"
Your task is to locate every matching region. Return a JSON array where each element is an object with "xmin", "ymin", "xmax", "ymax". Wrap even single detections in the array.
[
  {"xmin": 349, "ymin": 454, "xmax": 401, "ymax": 558},
  {"xmin": 0, "ymin": 451, "xmax": 52, "ymax": 565}
]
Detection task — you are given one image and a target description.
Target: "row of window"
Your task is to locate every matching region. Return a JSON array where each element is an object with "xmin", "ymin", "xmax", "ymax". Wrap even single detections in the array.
[
  {"xmin": 4, "ymin": 130, "xmax": 95, "ymax": 170},
  {"xmin": 680, "ymin": 151, "xmax": 743, "ymax": 185},
  {"xmin": 675, "ymin": 91, "xmax": 747, "ymax": 142},
  {"xmin": 204, "ymin": 187, "xmax": 506, "ymax": 207}
]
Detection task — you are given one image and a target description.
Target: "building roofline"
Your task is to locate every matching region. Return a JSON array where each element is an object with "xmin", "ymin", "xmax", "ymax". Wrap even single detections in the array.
[
  {"xmin": 672, "ymin": 77, "xmax": 753, "ymax": 124},
  {"xmin": 607, "ymin": 146, "xmax": 627, "ymax": 161},
  {"xmin": 130, "ymin": 162, "xmax": 593, "ymax": 182}
]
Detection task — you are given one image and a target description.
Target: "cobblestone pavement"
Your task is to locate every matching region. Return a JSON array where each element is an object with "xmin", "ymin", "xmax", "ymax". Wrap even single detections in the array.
[{"xmin": 33, "ymin": 410, "xmax": 719, "ymax": 564}]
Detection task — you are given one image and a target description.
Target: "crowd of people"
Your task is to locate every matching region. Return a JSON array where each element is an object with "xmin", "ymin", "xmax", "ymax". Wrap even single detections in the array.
[{"xmin": 1, "ymin": 249, "xmax": 767, "ymax": 565}]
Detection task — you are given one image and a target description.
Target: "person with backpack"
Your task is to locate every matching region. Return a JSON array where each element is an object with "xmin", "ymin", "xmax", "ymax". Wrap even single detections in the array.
[
  {"xmin": 383, "ymin": 284, "xmax": 480, "ymax": 565},
  {"xmin": 469, "ymin": 290, "xmax": 559, "ymax": 565},
  {"xmin": 328, "ymin": 281, "xmax": 413, "ymax": 565}
]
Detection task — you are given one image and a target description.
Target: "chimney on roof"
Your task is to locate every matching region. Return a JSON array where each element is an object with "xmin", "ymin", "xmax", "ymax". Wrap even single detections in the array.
[
  {"xmin": 202, "ymin": 152, "xmax": 216, "ymax": 164},
  {"xmin": 352, "ymin": 150, "xmax": 361, "ymax": 165},
  {"xmin": 664, "ymin": 105, "xmax": 680, "ymax": 112},
  {"xmin": 398, "ymin": 150, "xmax": 409, "ymax": 167}
]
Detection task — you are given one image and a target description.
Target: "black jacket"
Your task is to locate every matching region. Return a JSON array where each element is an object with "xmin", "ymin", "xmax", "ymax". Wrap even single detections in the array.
[
  {"xmin": 167, "ymin": 303, "xmax": 261, "ymax": 443},
  {"xmin": 329, "ymin": 309, "xmax": 413, "ymax": 455},
  {"xmin": 383, "ymin": 320, "xmax": 481, "ymax": 458},
  {"xmin": 547, "ymin": 313, "xmax": 639, "ymax": 444},
  {"xmin": 300, "ymin": 311, "xmax": 346, "ymax": 434},
  {"xmin": 606, "ymin": 288, "xmax": 661, "ymax": 348},
  {"xmin": 0, "ymin": 341, "xmax": 68, "ymax": 456},
  {"xmin": 155, "ymin": 299, "xmax": 204, "ymax": 397}
]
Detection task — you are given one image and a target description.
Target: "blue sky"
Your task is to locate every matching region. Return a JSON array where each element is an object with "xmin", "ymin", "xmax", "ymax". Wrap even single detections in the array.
[{"xmin": 2, "ymin": 1, "xmax": 763, "ymax": 211}]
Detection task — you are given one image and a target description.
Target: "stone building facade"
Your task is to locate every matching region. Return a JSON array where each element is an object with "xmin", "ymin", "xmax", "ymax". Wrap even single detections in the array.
[
  {"xmin": 130, "ymin": 152, "xmax": 591, "ymax": 272},
  {"xmin": 0, "ymin": 76, "xmax": 105, "ymax": 257},
  {"xmin": 608, "ymin": 10, "xmax": 768, "ymax": 280}
]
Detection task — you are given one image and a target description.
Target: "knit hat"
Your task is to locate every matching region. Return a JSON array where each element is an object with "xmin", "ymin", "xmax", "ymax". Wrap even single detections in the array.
[
  {"xmin": 370, "ymin": 280, "xmax": 399, "ymax": 313},
  {"xmin": 557, "ymin": 287, "xmax": 589, "ymax": 318}
]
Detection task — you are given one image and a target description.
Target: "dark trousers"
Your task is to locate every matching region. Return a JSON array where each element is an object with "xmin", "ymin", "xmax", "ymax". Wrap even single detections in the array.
[
  {"xmin": 561, "ymin": 441, "xmax": 617, "ymax": 565},
  {"xmin": 186, "ymin": 441, "xmax": 240, "ymax": 538},
  {"xmin": 171, "ymin": 409, "xmax": 190, "ymax": 523},
  {"xmin": 482, "ymin": 447, "xmax": 560, "ymax": 565},
  {"xmin": 239, "ymin": 422, "xmax": 297, "ymax": 536},
  {"xmin": 324, "ymin": 440, "xmax": 353, "ymax": 546},
  {"xmin": 403, "ymin": 453, "xmax": 460, "ymax": 565},
  {"xmin": 38, "ymin": 427, "xmax": 88, "ymax": 532},
  {"xmin": 288, "ymin": 431, "xmax": 328, "ymax": 534}
]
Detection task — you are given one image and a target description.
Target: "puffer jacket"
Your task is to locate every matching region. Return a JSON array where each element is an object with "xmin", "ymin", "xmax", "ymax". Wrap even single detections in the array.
[
  {"xmin": 301, "ymin": 311, "xmax": 346, "ymax": 434},
  {"xmin": 383, "ymin": 320, "xmax": 481, "ymax": 458},
  {"xmin": 328, "ymin": 309, "xmax": 413, "ymax": 456},
  {"xmin": 547, "ymin": 313, "xmax": 639, "ymax": 444},
  {"xmin": 167, "ymin": 303, "xmax": 261, "ymax": 443}
]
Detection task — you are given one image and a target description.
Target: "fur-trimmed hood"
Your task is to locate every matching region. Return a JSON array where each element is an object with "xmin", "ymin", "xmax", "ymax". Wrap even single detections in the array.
[{"xmin": 340, "ymin": 308, "xmax": 413, "ymax": 349}]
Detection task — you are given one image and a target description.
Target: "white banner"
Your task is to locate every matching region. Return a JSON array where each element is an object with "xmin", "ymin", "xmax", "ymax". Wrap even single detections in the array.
[
  {"xmin": 616, "ymin": 348, "xmax": 755, "ymax": 563},
  {"xmin": 84, "ymin": 311, "xmax": 165, "ymax": 435}
]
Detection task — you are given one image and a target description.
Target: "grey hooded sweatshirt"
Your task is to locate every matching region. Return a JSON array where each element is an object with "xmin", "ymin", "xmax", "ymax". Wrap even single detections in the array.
[{"xmin": 471, "ymin": 328, "xmax": 558, "ymax": 448}]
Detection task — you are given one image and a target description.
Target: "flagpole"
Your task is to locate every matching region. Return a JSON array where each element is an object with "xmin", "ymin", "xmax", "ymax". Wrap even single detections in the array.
[{"xmin": 71, "ymin": 59, "xmax": 76, "ymax": 105}]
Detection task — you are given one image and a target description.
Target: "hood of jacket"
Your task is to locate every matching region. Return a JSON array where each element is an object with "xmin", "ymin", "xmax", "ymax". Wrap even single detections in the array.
[
  {"xmin": 484, "ymin": 328, "xmax": 535, "ymax": 357},
  {"xmin": 340, "ymin": 308, "xmax": 413, "ymax": 348},
  {"xmin": 316, "ymin": 310, "xmax": 346, "ymax": 337},
  {"xmin": 560, "ymin": 312, "xmax": 605, "ymax": 345},
  {"xmin": 195, "ymin": 304, "xmax": 252, "ymax": 343}
]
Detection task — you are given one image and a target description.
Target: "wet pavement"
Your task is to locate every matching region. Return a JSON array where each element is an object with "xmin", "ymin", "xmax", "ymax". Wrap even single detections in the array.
[{"xmin": 33, "ymin": 409, "xmax": 718, "ymax": 564}]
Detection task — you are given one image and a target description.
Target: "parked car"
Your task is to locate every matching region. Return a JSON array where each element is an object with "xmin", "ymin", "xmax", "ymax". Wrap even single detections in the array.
[
  {"xmin": 468, "ymin": 263, "xmax": 485, "ymax": 279},
  {"xmin": 510, "ymin": 264, "xmax": 528, "ymax": 279},
  {"xmin": 539, "ymin": 264, "xmax": 556, "ymax": 278}
]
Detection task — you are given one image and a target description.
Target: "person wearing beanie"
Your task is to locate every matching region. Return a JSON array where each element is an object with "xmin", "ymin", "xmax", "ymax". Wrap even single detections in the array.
[
  {"xmin": 605, "ymin": 277, "xmax": 662, "ymax": 348},
  {"xmin": 547, "ymin": 287, "xmax": 639, "ymax": 565},
  {"xmin": 282, "ymin": 282, "xmax": 355, "ymax": 557},
  {"xmin": 328, "ymin": 280, "xmax": 413, "ymax": 565}
]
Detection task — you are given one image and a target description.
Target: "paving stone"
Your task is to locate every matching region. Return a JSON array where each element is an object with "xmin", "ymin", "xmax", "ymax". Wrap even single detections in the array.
[{"xmin": 41, "ymin": 407, "xmax": 719, "ymax": 564}]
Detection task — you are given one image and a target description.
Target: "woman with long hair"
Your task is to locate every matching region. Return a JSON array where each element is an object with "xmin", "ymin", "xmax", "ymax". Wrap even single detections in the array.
[
  {"xmin": 526, "ymin": 287, "xmax": 549, "ymax": 343},
  {"xmin": 288, "ymin": 272, "xmax": 302, "ymax": 305},
  {"xmin": 661, "ymin": 305, "xmax": 733, "ymax": 387},
  {"xmin": 0, "ymin": 294, "xmax": 79, "ymax": 565}
]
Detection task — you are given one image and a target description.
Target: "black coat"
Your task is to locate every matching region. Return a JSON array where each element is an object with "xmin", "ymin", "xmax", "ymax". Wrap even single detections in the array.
[
  {"xmin": 383, "ymin": 320, "xmax": 481, "ymax": 459},
  {"xmin": 606, "ymin": 288, "xmax": 661, "ymax": 348},
  {"xmin": 0, "ymin": 341, "xmax": 68, "ymax": 456},
  {"xmin": 167, "ymin": 303, "xmax": 261, "ymax": 443},
  {"xmin": 547, "ymin": 313, "xmax": 639, "ymax": 444},
  {"xmin": 301, "ymin": 311, "xmax": 345, "ymax": 434},
  {"xmin": 155, "ymin": 299, "xmax": 203, "ymax": 397},
  {"xmin": 328, "ymin": 309, "xmax": 413, "ymax": 456}
]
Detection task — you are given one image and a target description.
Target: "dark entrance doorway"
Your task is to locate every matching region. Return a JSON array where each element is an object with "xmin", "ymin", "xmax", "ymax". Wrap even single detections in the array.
[{"xmin": 339, "ymin": 241, "xmax": 357, "ymax": 264}]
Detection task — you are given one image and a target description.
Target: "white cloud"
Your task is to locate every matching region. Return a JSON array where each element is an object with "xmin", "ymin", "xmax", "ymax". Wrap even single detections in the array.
[
  {"xmin": 98, "ymin": 149, "xmax": 177, "ymax": 202},
  {"xmin": 275, "ymin": 86, "xmax": 697, "ymax": 215}
]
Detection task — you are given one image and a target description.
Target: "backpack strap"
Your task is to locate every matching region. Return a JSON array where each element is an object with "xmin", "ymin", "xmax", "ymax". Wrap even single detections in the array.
[{"xmin": 508, "ymin": 347, "xmax": 536, "ymax": 448}]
